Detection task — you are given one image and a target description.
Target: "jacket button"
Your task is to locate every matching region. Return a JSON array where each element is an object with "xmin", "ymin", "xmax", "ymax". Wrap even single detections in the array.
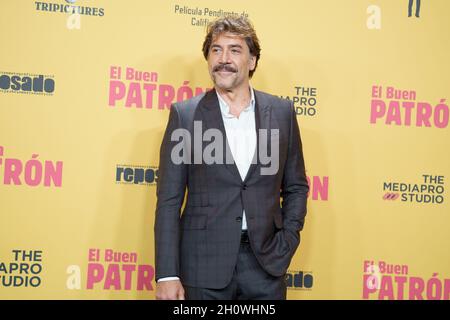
[
  {"xmin": 236, "ymin": 217, "xmax": 242, "ymax": 222},
  {"xmin": 242, "ymin": 184, "xmax": 247, "ymax": 190}
]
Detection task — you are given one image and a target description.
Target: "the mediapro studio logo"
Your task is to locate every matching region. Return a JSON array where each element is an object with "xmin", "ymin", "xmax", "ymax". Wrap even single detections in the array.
[
  {"xmin": 382, "ymin": 174, "xmax": 445, "ymax": 204},
  {"xmin": 280, "ymin": 86, "xmax": 319, "ymax": 117},
  {"xmin": 286, "ymin": 270, "xmax": 314, "ymax": 291},
  {"xmin": 0, "ymin": 72, "xmax": 55, "ymax": 95}
]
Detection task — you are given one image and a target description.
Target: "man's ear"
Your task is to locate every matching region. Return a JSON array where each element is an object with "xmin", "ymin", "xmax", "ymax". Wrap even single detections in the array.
[{"xmin": 249, "ymin": 55, "xmax": 256, "ymax": 71}]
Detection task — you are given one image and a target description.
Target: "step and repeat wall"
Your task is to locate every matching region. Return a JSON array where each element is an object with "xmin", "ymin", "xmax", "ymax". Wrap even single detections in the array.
[{"xmin": 1, "ymin": 0, "xmax": 449, "ymax": 300}]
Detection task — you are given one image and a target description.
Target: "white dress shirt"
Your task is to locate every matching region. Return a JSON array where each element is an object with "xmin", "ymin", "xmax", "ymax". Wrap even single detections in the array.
[
  {"xmin": 158, "ymin": 87, "xmax": 256, "ymax": 283},
  {"xmin": 216, "ymin": 87, "xmax": 256, "ymax": 231}
]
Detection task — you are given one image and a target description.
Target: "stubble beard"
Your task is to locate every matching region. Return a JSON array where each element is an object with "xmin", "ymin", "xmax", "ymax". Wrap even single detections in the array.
[{"xmin": 212, "ymin": 71, "xmax": 242, "ymax": 92}]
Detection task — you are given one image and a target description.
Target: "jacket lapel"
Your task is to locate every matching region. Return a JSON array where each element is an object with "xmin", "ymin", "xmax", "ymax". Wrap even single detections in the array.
[
  {"xmin": 197, "ymin": 89, "xmax": 272, "ymax": 183},
  {"xmin": 243, "ymin": 90, "xmax": 271, "ymax": 183},
  {"xmin": 198, "ymin": 89, "xmax": 242, "ymax": 182}
]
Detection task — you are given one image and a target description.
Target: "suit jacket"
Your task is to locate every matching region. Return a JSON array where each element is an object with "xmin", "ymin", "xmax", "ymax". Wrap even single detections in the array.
[{"xmin": 154, "ymin": 88, "xmax": 309, "ymax": 289}]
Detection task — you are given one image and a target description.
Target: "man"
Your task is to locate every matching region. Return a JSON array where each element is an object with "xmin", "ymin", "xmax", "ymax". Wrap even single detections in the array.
[{"xmin": 154, "ymin": 16, "xmax": 309, "ymax": 300}]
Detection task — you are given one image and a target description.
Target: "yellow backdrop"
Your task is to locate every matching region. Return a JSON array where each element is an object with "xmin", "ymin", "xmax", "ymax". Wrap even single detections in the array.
[{"xmin": 1, "ymin": 0, "xmax": 449, "ymax": 300}]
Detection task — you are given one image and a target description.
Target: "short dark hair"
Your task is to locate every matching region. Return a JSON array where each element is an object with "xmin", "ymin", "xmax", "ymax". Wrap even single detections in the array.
[{"xmin": 202, "ymin": 16, "xmax": 261, "ymax": 78}]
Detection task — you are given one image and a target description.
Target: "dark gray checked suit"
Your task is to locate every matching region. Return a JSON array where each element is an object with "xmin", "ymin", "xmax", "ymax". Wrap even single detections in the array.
[{"xmin": 154, "ymin": 89, "xmax": 309, "ymax": 290}]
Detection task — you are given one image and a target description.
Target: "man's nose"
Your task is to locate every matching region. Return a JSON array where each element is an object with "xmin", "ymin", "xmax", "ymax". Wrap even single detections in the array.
[{"xmin": 218, "ymin": 49, "xmax": 231, "ymax": 64}]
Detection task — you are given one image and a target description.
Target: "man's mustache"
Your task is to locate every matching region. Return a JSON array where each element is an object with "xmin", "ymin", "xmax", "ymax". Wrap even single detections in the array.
[{"xmin": 213, "ymin": 64, "xmax": 237, "ymax": 73}]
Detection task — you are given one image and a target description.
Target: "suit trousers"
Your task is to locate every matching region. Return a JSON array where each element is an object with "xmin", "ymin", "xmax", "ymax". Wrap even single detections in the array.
[{"xmin": 184, "ymin": 231, "xmax": 287, "ymax": 300}]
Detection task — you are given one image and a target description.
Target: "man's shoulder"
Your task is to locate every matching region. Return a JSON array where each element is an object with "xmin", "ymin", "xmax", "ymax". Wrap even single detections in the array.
[
  {"xmin": 254, "ymin": 89, "xmax": 292, "ymax": 111},
  {"xmin": 172, "ymin": 91, "xmax": 207, "ymax": 113}
]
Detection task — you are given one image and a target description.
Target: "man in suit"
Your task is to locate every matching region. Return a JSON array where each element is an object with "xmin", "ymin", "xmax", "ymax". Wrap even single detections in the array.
[{"xmin": 154, "ymin": 16, "xmax": 309, "ymax": 300}]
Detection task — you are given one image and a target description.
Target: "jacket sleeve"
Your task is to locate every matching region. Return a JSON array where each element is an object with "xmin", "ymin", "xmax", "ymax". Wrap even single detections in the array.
[
  {"xmin": 280, "ymin": 101, "xmax": 309, "ymax": 256},
  {"xmin": 154, "ymin": 104, "xmax": 187, "ymax": 281}
]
